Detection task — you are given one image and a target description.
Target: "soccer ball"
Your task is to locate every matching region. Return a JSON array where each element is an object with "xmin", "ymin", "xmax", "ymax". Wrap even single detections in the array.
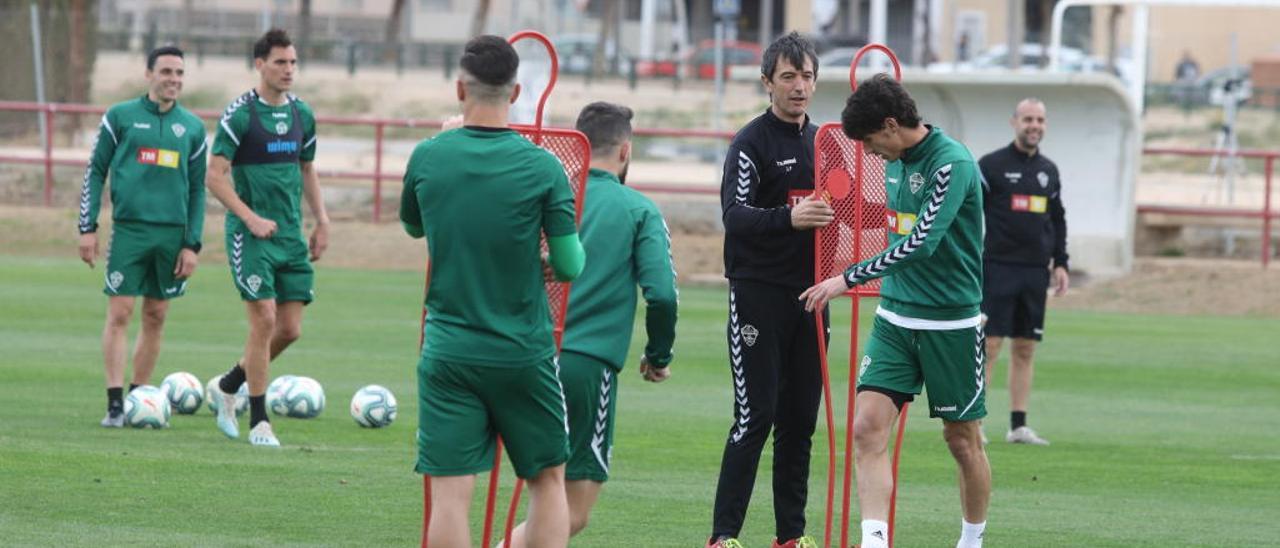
[
  {"xmin": 277, "ymin": 376, "xmax": 325, "ymax": 418},
  {"xmin": 266, "ymin": 375, "xmax": 298, "ymax": 416},
  {"xmin": 350, "ymin": 385, "xmax": 397, "ymax": 428},
  {"xmin": 160, "ymin": 372, "xmax": 204, "ymax": 414},
  {"xmin": 124, "ymin": 385, "xmax": 171, "ymax": 428},
  {"xmin": 205, "ymin": 374, "xmax": 248, "ymax": 417}
]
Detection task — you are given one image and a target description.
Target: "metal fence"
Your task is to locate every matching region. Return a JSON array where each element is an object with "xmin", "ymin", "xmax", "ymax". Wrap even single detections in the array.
[{"xmin": 2, "ymin": 101, "xmax": 1275, "ymax": 267}]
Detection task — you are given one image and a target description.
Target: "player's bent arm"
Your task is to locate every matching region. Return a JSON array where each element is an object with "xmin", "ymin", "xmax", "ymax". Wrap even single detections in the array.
[
  {"xmin": 720, "ymin": 144, "xmax": 793, "ymax": 236},
  {"xmin": 842, "ymin": 161, "xmax": 975, "ymax": 287},
  {"xmin": 205, "ymin": 154, "xmax": 258, "ymax": 221},
  {"xmin": 634, "ymin": 211, "xmax": 678, "ymax": 368},
  {"xmin": 546, "ymin": 233, "xmax": 585, "ymax": 282},
  {"xmin": 398, "ymin": 171, "xmax": 425, "ymax": 239}
]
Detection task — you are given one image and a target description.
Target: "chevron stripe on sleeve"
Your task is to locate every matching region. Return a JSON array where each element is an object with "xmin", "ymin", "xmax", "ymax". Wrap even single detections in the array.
[{"xmin": 845, "ymin": 163, "xmax": 953, "ymax": 286}]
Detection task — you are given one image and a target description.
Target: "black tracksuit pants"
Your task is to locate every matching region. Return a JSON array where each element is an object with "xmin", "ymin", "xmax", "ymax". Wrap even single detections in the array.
[{"xmin": 711, "ymin": 279, "xmax": 829, "ymax": 541}]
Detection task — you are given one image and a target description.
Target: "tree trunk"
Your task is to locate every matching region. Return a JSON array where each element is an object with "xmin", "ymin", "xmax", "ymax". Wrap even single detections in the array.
[
  {"xmin": 299, "ymin": 0, "xmax": 312, "ymax": 64},
  {"xmin": 383, "ymin": 0, "xmax": 406, "ymax": 63},
  {"xmin": 470, "ymin": 0, "xmax": 492, "ymax": 38},
  {"xmin": 593, "ymin": 0, "xmax": 618, "ymax": 77}
]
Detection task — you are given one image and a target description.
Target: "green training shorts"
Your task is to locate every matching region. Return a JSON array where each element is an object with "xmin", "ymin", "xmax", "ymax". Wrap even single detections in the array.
[
  {"xmin": 416, "ymin": 357, "xmax": 569, "ymax": 479},
  {"xmin": 857, "ymin": 315, "xmax": 987, "ymax": 422},
  {"xmin": 225, "ymin": 228, "xmax": 314, "ymax": 303},
  {"xmin": 560, "ymin": 351, "xmax": 619, "ymax": 482},
  {"xmin": 103, "ymin": 221, "xmax": 187, "ymax": 300}
]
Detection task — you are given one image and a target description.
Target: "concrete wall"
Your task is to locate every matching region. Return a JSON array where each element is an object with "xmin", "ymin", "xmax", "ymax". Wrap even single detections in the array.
[{"xmin": 810, "ymin": 70, "xmax": 1140, "ymax": 275}]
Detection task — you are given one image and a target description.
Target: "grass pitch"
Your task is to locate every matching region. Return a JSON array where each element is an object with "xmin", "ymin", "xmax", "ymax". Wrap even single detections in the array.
[{"xmin": 1, "ymin": 255, "xmax": 1277, "ymax": 546}]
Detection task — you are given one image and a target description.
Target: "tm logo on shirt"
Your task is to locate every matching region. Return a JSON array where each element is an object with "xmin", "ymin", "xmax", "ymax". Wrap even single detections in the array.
[
  {"xmin": 1010, "ymin": 194, "xmax": 1048, "ymax": 213},
  {"xmin": 886, "ymin": 210, "xmax": 917, "ymax": 235},
  {"xmin": 136, "ymin": 148, "xmax": 180, "ymax": 168}
]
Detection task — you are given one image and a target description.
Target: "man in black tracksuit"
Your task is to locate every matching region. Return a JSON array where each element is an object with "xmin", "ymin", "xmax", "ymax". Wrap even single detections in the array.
[
  {"xmin": 978, "ymin": 98, "xmax": 1069, "ymax": 447},
  {"xmin": 709, "ymin": 32, "xmax": 834, "ymax": 548}
]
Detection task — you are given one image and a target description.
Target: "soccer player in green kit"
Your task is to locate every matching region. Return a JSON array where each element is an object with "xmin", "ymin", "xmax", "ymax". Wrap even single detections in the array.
[
  {"xmin": 206, "ymin": 29, "xmax": 330, "ymax": 447},
  {"xmin": 399, "ymin": 36, "xmax": 584, "ymax": 548},
  {"xmin": 800, "ymin": 74, "xmax": 991, "ymax": 548},
  {"xmin": 502, "ymin": 102, "xmax": 678, "ymax": 546},
  {"xmin": 78, "ymin": 45, "xmax": 207, "ymax": 427}
]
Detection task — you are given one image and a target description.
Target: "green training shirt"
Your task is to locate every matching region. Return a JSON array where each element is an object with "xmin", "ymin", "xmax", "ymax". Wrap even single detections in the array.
[
  {"xmin": 843, "ymin": 126, "xmax": 984, "ymax": 323},
  {"xmin": 212, "ymin": 90, "xmax": 317, "ymax": 232},
  {"xmin": 78, "ymin": 95, "xmax": 208, "ymax": 250},
  {"xmin": 400, "ymin": 127, "xmax": 579, "ymax": 367},
  {"xmin": 562, "ymin": 168, "xmax": 678, "ymax": 371}
]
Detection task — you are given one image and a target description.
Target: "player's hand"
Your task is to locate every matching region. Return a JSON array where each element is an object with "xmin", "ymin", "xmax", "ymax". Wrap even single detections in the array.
[
  {"xmin": 245, "ymin": 214, "xmax": 278, "ymax": 239},
  {"xmin": 309, "ymin": 221, "xmax": 330, "ymax": 261},
  {"xmin": 799, "ymin": 274, "xmax": 848, "ymax": 312},
  {"xmin": 1052, "ymin": 266, "xmax": 1070, "ymax": 297},
  {"xmin": 639, "ymin": 355, "xmax": 671, "ymax": 383},
  {"xmin": 173, "ymin": 248, "xmax": 199, "ymax": 279},
  {"xmin": 78, "ymin": 232, "xmax": 98, "ymax": 268},
  {"xmin": 440, "ymin": 114, "xmax": 464, "ymax": 132},
  {"xmin": 790, "ymin": 195, "xmax": 835, "ymax": 230}
]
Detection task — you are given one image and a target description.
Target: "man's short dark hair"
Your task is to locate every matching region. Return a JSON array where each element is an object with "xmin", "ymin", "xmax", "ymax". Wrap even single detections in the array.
[
  {"xmin": 841, "ymin": 74, "xmax": 922, "ymax": 140},
  {"xmin": 761, "ymin": 31, "xmax": 819, "ymax": 81},
  {"xmin": 460, "ymin": 35, "xmax": 519, "ymax": 88},
  {"xmin": 146, "ymin": 46, "xmax": 184, "ymax": 70},
  {"xmin": 253, "ymin": 28, "xmax": 293, "ymax": 60},
  {"xmin": 575, "ymin": 102, "xmax": 633, "ymax": 155}
]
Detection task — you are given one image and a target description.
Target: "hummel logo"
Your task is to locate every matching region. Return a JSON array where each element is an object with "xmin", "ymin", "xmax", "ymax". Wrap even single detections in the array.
[
  {"xmin": 872, "ymin": 531, "xmax": 885, "ymax": 540},
  {"xmin": 133, "ymin": 122, "xmax": 151, "ymax": 129}
]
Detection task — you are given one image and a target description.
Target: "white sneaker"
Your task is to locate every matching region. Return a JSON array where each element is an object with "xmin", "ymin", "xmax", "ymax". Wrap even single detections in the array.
[
  {"xmin": 249, "ymin": 421, "xmax": 280, "ymax": 447},
  {"xmin": 1006, "ymin": 426, "xmax": 1050, "ymax": 446},
  {"xmin": 215, "ymin": 388, "xmax": 239, "ymax": 439},
  {"xmin": 100, "ymin": 411, "xmax": 124, "ymax": 428}
]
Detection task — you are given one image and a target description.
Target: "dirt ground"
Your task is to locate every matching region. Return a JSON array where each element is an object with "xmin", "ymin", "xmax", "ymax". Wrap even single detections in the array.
[{"xmin": 5, "ymin": 204, "xmax": 1275, "ymax": 317}]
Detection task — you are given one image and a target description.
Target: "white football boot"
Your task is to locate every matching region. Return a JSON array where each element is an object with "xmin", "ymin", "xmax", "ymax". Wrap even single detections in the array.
[
  {"xmin": 1006, "ymin": 426, "xmax": 1050, "ymax": 446},
  {"xmin": 100, "ymin": 411, "xmax": 124, "ymax": 428},
  {"xmin": 249, "ymin": 421, "xmax": 280, "ymax": 447},
  {"xmin": 214, "ymin": 388, "xmax": 240, "ymax": 439}
]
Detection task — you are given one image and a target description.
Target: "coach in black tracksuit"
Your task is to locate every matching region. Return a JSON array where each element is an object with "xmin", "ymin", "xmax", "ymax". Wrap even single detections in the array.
[
  {"xmin": 709, "ymin": 32, "xmax": 833, "ymax": 548},
  {"xmin": 978, "ymin": 98, "xmax": 1069, "ymax": 447}
]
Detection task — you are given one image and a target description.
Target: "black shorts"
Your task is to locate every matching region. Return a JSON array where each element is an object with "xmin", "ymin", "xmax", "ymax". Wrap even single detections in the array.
[{"xmin": 981, "ymin": 261, "xmax": 1049, "ymax": 341}]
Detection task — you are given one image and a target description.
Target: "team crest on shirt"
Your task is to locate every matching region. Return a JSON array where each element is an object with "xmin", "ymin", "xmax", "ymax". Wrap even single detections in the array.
[
  {"xmin": 741, "ymin": 324, "xmax": 759, "ymax": 347},
  {"xmin": 908, "ymin": 172, "xmax": 925, "ymax": 194},
  {"xmin": 170, "ymin": 123, "xmax": 186, "ymax": 138},
  {"xmin": 107, "ymin": 271, "xmax": 124, "ymax": 290},
  {"xmin": 1037, "ymin": 171, "xmax": 1050, "ymax": 188},
  {"xmin": 247, "ymin": 274, "xmax": 263, "ymax": 293},
  {"xmin": 275, "ymin": 121, "xmax": 289, "ymax": 135}
]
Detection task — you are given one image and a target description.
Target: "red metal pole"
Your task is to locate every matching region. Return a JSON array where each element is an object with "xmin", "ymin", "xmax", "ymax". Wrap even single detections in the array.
[
  {"xmin": 840, "ymin": 296, "xmax": 860, "ymax": 548},
  {"xmin": 887, "ymin": 402, "xmax": 909, "ymax": 547},
  {"xmin": 373, "ymin": 123, "xmax": 385, "ymax": 222},
  {"xmin": 481, "ymin": 441, "xmax": 504, "ymax": 548},
  {"xmin": 813, "ymin": 310, "xmax": 838, "ymax": 548},
  {"xmin": 43, "ymin": 108, "xmax": 55, "ymax": 207},
  {"xmin": 1263, "ymin": 156, "xmax": 1273, "ymax": 268}
]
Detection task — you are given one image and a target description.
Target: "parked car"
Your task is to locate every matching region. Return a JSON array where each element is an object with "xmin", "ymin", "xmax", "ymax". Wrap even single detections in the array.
[
  {"xmin": 636, "ymin": 39, "xmax": 762, "ymax": 80},
  {"xmin": 552, "ymin": 34, "xmax": 630, "ymax": 75}
]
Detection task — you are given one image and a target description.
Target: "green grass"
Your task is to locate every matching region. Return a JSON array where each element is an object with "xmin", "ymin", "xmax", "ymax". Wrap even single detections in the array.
[{"xmin": 1, "ymin": 255, "xmax": 1277, "ymax": 546}]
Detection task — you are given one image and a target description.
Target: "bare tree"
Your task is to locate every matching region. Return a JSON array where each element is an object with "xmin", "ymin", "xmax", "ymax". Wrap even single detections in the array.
[
  {"xmin": 593, "ymin": 0, "xmax": 618, "ymax": 77},
  {"xmin": 384, "ymin": 0, "xmax": 406, "ymax": 61},
  {"xmin": 471, "ymin": 0, "xmax": 492, "ymax": 38},
  {"xmin": 299, "ymin": 0, "xmax": 312, "ymax": 64}
]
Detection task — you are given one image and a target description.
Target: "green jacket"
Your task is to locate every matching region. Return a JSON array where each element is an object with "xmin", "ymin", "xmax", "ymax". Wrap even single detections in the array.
[
  {"xmin": 843, "ymin": 126, "xmax": 984, "ymax": 322},
  {"xmin": 562, "ymin": 169, "xmax": 678, "ymax": 370},
  {"xmin": 78, "ymin": 95, "xmax": 208, "ymax": 251}
]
